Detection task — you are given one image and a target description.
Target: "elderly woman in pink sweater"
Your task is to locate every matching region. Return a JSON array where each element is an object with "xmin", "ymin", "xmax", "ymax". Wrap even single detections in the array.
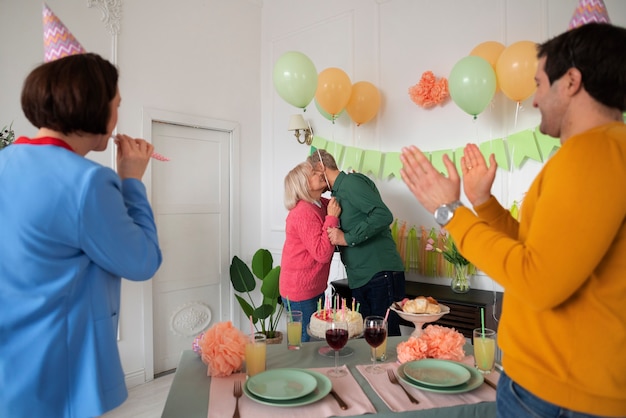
[{"xmin": 280, "ymin": 161, "xmax": 341, "ymax": 342}]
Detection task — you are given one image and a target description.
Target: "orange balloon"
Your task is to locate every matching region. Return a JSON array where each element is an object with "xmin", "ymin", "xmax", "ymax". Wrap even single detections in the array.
[
  {"xmin": 315, "ymin": 68, "xmax": 352, "ymax": 116},
  {"xmin": 470, "ymin": 41, "xmax": 505, "ymax": 90},
  {"xmin": 470, "ymin": 41, "xmax": 505, "ymax": 68},
  {"xmin": 496, "ymin": 41, "xmax": 538, "ymax": 102},
  {"xmin": 345, "ymin": 81, "xmax": 381, "ymax": 126}
]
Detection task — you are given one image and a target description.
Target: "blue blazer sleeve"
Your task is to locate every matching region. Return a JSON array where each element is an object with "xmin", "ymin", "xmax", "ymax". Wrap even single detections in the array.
[{"xmin": 78, "ymin": 166, "xmax": 162, "ymax": 281}]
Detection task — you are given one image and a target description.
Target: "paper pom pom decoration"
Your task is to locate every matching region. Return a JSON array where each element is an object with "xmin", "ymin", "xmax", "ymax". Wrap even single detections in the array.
[
  {"xmin": 199, "ymin": 321, "xmax": 249, "ymax": 377},
  {"xmin": 192, "ymin": 332, "xmax": 204, "ymax": 355},
  {"xmin": 569, "ymin": 0, "xmax": 611, "ymax": 30},
  {"xmin": 408, "ymin": 71, "xmax": 449, "ymax": 108},
  {"xmin": 42, "ymin": 4, "xmax": 86, "ymax": 62},
  {"xmin": 397, "ymin": 325, "xmax": 466, "ymax": 363}
]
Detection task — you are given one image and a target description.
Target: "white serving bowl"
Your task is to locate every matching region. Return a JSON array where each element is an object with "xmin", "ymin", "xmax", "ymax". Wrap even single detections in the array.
[{"xmin": 390, "ymin": 304, "xmax": 450, "ymax": 337}]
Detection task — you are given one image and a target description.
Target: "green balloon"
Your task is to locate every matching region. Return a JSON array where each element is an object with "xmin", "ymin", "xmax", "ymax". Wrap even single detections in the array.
[
  {"xmin": 273, "ymin": 51, "xmax": 318, "ymax": 109},
  {"xmin": 449, "ymin": 56, "xmax": 496, "ymax": 117},
  {"xmin": 315, "ymin": 97, "xmax": 344, "ymax": 121}
]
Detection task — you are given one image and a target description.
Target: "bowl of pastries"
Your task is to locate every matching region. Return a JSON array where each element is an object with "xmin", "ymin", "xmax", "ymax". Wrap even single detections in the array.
[{"xmin": 390, "ymin": 296, "xmax": 450, "ymax": 337}]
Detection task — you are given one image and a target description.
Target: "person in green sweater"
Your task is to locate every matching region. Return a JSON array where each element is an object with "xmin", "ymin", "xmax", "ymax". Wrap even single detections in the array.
[
  {"xmin": 400, "ymin": 23, "xmax": 626, "ymax": 417},
  {"xmin": 308, "ymin": 150, "xmax": 405, "ymax": 336}
]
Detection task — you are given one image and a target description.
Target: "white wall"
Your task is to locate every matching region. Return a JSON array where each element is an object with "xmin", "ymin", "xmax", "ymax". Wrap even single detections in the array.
[{"xmin": 2, "ymin": 0, "xmax": 625, "ymax": 383}]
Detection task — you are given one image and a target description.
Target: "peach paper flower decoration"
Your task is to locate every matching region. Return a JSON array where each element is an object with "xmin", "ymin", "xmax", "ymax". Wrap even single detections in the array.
[
  {"xmin": 397, "ymin": 325, "xmax": 465, "ymax": 363},
  {"xmin": 199, "ymin": 321, "xmax": 249, "ymax": 377},
  {"xmin": 408, "ymin": 71, "xmax": 450, "ymax": 108}
]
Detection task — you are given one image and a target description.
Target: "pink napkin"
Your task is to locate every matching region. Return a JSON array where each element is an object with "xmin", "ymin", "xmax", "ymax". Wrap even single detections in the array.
[
  {"xmin": 207, "ymin": 366, "xmax": 376, "ymax": 418},
  {"xmin": 356, "ymin": 356, "xmax": 498, "ymax": 412}
]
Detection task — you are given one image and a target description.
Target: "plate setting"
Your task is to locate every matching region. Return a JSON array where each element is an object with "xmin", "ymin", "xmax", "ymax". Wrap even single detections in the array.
[
  {"xmin": 403, "ymin": 359, "xmax": 471, "ymax": 387},
  {"xmin": 247, "ymin": 369, "xmax": 317, "ymax": 400},
  {"xmin": 397, "ymin": 360, "xmax": 484, "ymax": 394},
  {"xmin": 243, "ymin": 368, "xmax": 332, "ymax": 407}
]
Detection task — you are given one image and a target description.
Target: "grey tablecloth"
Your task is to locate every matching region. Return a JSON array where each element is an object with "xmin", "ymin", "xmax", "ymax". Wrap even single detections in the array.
[{"xmin": 161, "ymin": 336, "xmax": 496, "ymax": 418}]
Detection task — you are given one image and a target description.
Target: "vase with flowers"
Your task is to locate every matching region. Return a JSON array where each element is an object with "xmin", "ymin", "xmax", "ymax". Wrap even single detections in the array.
[{"xmin": 425, "ymin": 230, "xmax": 473, "ymax": 293}]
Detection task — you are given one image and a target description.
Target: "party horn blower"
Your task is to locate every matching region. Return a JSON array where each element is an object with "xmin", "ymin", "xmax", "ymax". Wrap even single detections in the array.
[{"xmin": 151, "ymin": 151, "xmax": 170, "ymax": 162}]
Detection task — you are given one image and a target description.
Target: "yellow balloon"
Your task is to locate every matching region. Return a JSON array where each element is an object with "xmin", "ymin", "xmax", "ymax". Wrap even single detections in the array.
[
  {"xmin": 345, "ymin": 81, "xmax": 381, "ymax": 126},
  {"xmin": 496, "ymin": 41, "xmax": 538, "ymax": 102},
  {"xmin": 315, "ymin": 68, "xmax": 352, "ymax": 116},
  {"xmin": 470, "ymin": 41, "xmax": 505, "ymax": 90}
]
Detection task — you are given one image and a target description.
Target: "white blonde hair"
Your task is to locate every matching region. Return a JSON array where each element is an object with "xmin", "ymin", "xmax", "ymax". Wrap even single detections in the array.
[{"xmin": 284, "ymin": 162, "xmax": 317, "ymax": 210}]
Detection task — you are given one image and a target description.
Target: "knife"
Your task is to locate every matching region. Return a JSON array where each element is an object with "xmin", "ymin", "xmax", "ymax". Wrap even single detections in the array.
[
  {"xmin": 484, "ymin": 379, "xmax": 497, "ymax": 390},
  {"xmin": 330, "ymin": 390, "xmax": 348, "ymax": 410}
]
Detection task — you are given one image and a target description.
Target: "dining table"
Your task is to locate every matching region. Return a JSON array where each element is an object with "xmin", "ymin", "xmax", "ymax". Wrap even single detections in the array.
[{"xmin": 161, "ymin": 335, "xmax": 497, "ymax": 418}]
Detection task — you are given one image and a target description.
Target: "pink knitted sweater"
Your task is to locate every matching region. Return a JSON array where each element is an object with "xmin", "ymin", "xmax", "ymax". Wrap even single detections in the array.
[{"xmin": 280, "ymin": 198, "xmax": 340, "ymax": 302}]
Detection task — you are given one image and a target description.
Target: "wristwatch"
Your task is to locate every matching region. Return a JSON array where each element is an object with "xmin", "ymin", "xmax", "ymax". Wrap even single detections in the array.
[{"xmin": 434, "ymin": 201, "xmax": 464, "ymax": 227}]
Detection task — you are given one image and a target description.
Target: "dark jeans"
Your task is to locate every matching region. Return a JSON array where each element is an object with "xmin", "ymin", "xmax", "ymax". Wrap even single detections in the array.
[
  {"xmin": 497, "ymin": 370, "xmax": 608, "ymax": 418},
  {"xmin": 351, "ymin": 271, "xmax": 405, "ymax": 336},
  {"xmin": 288, "ymin": 293, "xmax": 324, "ymax": 342}
]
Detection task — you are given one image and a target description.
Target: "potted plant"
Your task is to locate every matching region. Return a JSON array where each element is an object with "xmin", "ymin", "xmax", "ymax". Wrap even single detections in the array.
[
  {"xmin": 229, "ymin": 248, "xmax": 284, "ymax": 343},
  {"xmin": 1, "ymin": 123, "xmax": 15, "ymax": 150}
]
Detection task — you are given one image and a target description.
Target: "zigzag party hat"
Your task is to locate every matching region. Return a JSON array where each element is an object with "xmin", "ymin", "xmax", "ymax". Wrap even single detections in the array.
[
  {"xmin": 569, "ymin": 0, "xmax": 611, "ymax": 30},
  {"xmin": 43, "ymin": 3, "xmax": 86, "ymax": 62}
]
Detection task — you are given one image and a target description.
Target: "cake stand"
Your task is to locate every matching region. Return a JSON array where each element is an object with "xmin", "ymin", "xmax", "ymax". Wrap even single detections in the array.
[{"xmin": 390, "ymin": 304, "xmax": 450, "ymax": 338}]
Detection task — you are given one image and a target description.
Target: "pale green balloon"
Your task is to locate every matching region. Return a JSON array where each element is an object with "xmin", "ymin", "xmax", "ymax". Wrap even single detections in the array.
[
  {"xmin": 273, "ymin": 51, "xmax": 318, "ymax": 109},
  {"xmin": 449, "ymin": 56, "xmax": 496, "ymax": 117},
  {"xmin": 315, "ymin": 97, "xmax": 344, "ymax": 121}
]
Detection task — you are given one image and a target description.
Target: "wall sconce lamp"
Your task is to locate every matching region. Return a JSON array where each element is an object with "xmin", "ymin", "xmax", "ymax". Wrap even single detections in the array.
[{"xmin": 287, "ymin": 114, "xmax": 314, "ymax": 145}]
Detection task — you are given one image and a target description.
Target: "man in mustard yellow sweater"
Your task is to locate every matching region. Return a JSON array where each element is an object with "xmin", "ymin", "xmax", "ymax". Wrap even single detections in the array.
[{"xmin": 400, "ymin": 23, "xmax": 626, "ymax": 417}]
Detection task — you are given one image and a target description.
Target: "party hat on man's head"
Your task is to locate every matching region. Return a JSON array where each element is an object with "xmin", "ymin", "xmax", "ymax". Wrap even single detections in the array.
[
  {"xmin": 42, "ymin": 3, "xmax": 86, "ymax": 62},
  {"xmin": 568, "ymin": 0, "xmax": 611, "ymax": 30}
]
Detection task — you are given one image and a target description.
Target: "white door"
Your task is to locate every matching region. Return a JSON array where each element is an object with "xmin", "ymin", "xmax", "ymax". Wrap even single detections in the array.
[{"xmin": 150, "ymin": 120, "xmax": 232, "ymax": 374}]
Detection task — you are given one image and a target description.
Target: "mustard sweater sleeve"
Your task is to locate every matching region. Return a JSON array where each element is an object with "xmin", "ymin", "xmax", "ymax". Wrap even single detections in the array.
[{"xmin": 447, "ymin": 123, "xmax": 626, "ymax": 310}]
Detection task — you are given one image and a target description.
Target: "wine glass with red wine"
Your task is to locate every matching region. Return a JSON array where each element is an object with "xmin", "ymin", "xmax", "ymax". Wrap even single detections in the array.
[
  {"xmin": 325, "ymin": 319, "xmax": 349, "ymax": 377},
  {"xmin": 364, "ymin": 315, "xmax": 387, "ymax": 374}
]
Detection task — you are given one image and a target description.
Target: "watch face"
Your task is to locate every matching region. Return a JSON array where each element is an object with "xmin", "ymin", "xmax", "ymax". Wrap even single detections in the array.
[{"xmin": 435, "ymin": 206, "xmax": 451, "ymax": 226}]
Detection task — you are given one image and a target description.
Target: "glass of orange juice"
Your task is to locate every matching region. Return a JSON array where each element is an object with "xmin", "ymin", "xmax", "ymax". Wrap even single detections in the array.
[
  {"xmin": 287, "ymin": 310, "xmax": 303, "ymax": 350},
  {"xmin": 473, "ymin": 328, "xmax": 496, "ymax": 374},
  {"xmin": 245, "ymin": 333, "xmax": 267, "ymax": 377}
]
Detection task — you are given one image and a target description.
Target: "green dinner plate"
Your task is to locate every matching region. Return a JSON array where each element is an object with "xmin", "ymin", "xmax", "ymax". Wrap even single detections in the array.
[
  {"xmin": 402, "ymin": 359, "xmax": 471, "ymax": 387},
  {"xmin": 243, "ymin": 369, "xmax": 332, "ymax": 407},
  {"xmin": 398, "ymin": 361, "xmax": 484, "ymax": 394},
  {"xmin": 247, "ymin": 369, "xmax": 317, "ymax": 400}
]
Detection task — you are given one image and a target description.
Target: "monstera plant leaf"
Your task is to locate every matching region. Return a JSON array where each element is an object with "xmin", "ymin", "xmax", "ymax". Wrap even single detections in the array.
[
  {"xmin": 230, "ymin": 255, "xmax": 256, "ymax": 293},
  {"xmin": 251, "ymin": 249, "xmax": 274, "ymax": 280}
]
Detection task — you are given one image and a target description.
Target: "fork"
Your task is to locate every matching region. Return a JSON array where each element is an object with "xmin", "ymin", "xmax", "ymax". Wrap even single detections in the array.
[
  {"xmin": 387, "ymin": 368, "xmax": 419, "ymax": 404},
  {"xmin": 233, "ymin": 380, "xmax": 242, "ymax": 418}
]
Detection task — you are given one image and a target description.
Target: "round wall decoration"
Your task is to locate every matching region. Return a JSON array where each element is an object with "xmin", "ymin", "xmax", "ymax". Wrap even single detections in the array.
[{"xmin": 169, "ymin": 301, "xmax": 212, "ymax": 337}]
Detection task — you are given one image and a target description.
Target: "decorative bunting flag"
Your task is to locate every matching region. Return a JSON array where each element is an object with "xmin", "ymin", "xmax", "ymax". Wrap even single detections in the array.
[
  {"xmin": 42, "ymin": 4, "xmax": 86, "ymax": 62},
  {"xmin": 479, "ymin": 138, "xmax": 509, "ymax": 171},
  {"xmin": 342, "ymin": 146, "xmax": 364, "ymax": 172},
  {"xmin": 361, "ymin": 150, "xmax": 383, "ymax": 176},
  {"xmin": 309, "ymin": 123, "xmax": 561, "ymax": 181},
  {"xmin": 430, "ymin": 149, "xmax": 454, "ymax": 175},
  {"xmin": 382, "ymin": 152, "xmax": 401, "ymax": 179}
]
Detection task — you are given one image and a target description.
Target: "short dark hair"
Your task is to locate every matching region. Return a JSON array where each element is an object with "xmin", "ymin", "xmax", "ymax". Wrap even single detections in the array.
[
  {"xmin": 537, "ymin": 23, "xmax": 626, "ymax": 111},
  {"xmin": 307, "ymin": 149, "xmax": 338, "ymax": 170},
  {"xmin": 21, "ymin": 53, "xmax": 119, "ymax": 135}
]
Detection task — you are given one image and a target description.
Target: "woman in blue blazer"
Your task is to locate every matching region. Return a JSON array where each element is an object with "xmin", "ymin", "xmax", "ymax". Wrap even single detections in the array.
[{"xmin": 0, "ymin": 53, "xmax": 162, "ymax": 417}]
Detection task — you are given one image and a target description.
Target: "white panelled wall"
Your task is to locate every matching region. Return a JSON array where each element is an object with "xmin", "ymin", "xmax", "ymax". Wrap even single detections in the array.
[{"xmin": 1, "ymin": 0, "xmax": 625, "ymax": 385}]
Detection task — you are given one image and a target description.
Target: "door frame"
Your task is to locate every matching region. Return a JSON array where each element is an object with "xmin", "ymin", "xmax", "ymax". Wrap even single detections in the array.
[{"xmin": 141, "ymin": 107, "xmax": 240, "ymax": 380}]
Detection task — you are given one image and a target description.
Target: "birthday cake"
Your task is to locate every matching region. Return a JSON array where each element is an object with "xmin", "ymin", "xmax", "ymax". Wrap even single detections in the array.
[{"xmin": 309, "ymin": 309, "xmax": 364, "ymax": 339}]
